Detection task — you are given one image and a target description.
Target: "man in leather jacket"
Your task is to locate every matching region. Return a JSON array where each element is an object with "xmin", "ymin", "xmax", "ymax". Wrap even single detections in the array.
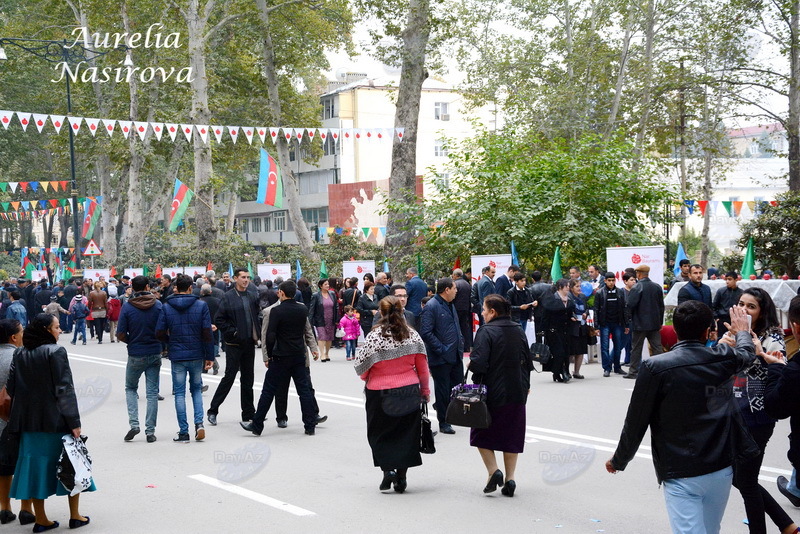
[{"xmin": 606, "ymin": 301, "xmax": 757, "ymax": 534}]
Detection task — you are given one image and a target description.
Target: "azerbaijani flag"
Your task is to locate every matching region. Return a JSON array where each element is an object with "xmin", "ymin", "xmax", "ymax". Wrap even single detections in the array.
[
  {"xmin": 21, "ymin": 255, "xmax": 35, "ymax": 279},
  {"xmin": 81, "ymin": 200, "xmax": 101, "ymax": 239},
  {"xmin": 257, "ymin": 148, "xmax": 283, "ymax": 208},
  {"xmin": 65, "ymin": 254, "xmax": 77, "ymax": 276},
  {"xmin": 169, "ymin": 179, "xmax": 194, "ymax": 232}
]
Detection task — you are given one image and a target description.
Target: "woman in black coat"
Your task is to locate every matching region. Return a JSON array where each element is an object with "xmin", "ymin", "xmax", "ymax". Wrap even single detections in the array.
[
  {"xmin": 469, "ymin": 295, "xmax": 533, "ymax": 497},
  {"xmin": 356, "ymin": 282, "xmax": 380, "ymax": 337},
  {"xmin": 542, "ymin": 279, "xmax": 576, "ymax": 383}
]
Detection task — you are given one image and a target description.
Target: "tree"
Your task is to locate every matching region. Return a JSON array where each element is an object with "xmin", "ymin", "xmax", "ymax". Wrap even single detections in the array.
[{"xmin": 739, "ymin": 191, "xmax": 800, "ymax": 277}]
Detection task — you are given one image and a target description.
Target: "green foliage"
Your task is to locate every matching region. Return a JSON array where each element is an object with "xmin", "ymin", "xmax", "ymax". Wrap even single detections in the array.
[
  {"xmin": 388, "ymin": 131, "xmax": 674, "ymax": 271},
  {"xmin": 739, "ymin": 191, "xmax": 800, "ymax": 277},
  {"xmin": 0, "ymin": 253, "xmax": 22, "ymax": 278},
  {"xmin": 667, "ymin": 228, "xmax": 722, "ymax": 266}
]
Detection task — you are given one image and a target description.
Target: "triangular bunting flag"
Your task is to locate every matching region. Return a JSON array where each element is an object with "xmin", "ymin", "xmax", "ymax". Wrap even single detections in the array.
[
  {"xmin": 306, "ymin": 128, "xmax": 316, "ymax": 141},
  {"xmin": 697, "ymin": 200, "xmax": 708, "ymax": 216},
  {"xmin": 102, "ymin": 119, "xmax": 115, "ymax": 137},
  {"xmin": 293, "ymin": 128, "xmax": 303, "ymax": 142},
  {"xmin": 133, "ymin": 121, "xmax": 149, "ymax": 141},
  {"xmin": 211, "ymin": 125, "xmax": 224, "ymax": 143},
  {"xmin": 32, "ymin": 113, "xmax": 48, "ymax": 133},
  {"xmin": 59, "ymin": 181, "xmax": 68, "ymax": 191},
  {"xmin": 50, "ymin": 115, "xmax": 65, "ymax": 133},
  {"xmin": 319, "ymin": 128, "xmax": 328, "ymax": 142},
  {"xmin": 242, "ymin": 127, "xmax": 254, "ymax": 145},
  {"xmin": 59, "ymin": 199, "xmax": 68, "ymax": 207},
  {"xmin": 30, "ymin": 182, "xmax": 39, "ymax": 193},
  {"xmin": 151, "ymin": 122, "xmax": 164, "ymax": 141},
  {"xmin": 40, "ymin": 181, "xmax": 50, "ymax": 193},
  {"xmin": 283, "ymin": 128, "xmax": 292, "ymax": 142},
  {"xmin": 49, "ymin": 199, "xmax": 58, "ymax": 208},
  {"xmin": 16, "ymin": 112, "xmax": 31, "ymax": 131},
  {"xmin": 227, "ymin": 126, "xmax": 239, "ymax": 144},
  {"xmin": 196, "ymin": 125, "xmax": 209, "ymax": 144},
  {"xmin": 733, "ymin": 201, "xmax": 743, "ymax": 216},
  {"xmin": 19, "ymin": 182, "xmax": 28, "ymax": 193},
  {"xmin": 0, "ymin": 183, "xmax": 5, "ymax": 193},
  {"xmin": 362, "ymin": 227, "xmax": 370, "ymax": 238},
  {"xmin": 0, "ymin": 202, "xmax": 7, "ymax": 211},
  {"xmin": 269, "ymin": 127, "xmax": 279, "ymax": 144},
  {"xmin": 21, "ymin": 201, "xmax": 29, "ymax": 210},
  {"xmin": 165, "ymin": 123, "xmax": 179, "ymax": 142},
  {"xmin": 721, "ymin": 201, "xmax": 733, "ymax": 216},
  {"xmin": 38, "ymin": 200, "xmax": 47, "ymax": 208},
  {"xmin": 396, "ymin": 128, "xmax": 405, "ymax": 140},
  {"xmin": 8, "ymin": 183, "xmax": 18, "ymax": 193},
  {"xmin": 84, "ymin": 118, "xmax": 101, "ymax": 136},
  {"xmin": 376, "ymin": 128, "xmax": 387, "ymax": 141},
  {"xmin": 257, "ymin": 127, "xmax": 267, "ymax": 144},
  {"xmin": 746, "ymin": 201, "xmax": 756, "ymax": 213},
  {"xmin": 67, "ymin": 116, "xmax": 82, "ymax": 134},
  {"xmin": 684, "ymin": 200, "xmax": 694, "ymax": 215},
  {"xmin": 0, "ymin": 111, "xmax": 13, "ymax": 129},
  {"xmin": 181, "ymin": 124, "xmax": 194, "ymax": 142},
  {"xmin": 343, "ymin": 128, "xmax": 353, "ymax": 140},
  {"xmin": 118, "ymin": 120, "xmax": 132, "ymax": 139},
  {"xmin": 330, "ymin": 128, "xmax": 340, "ymax": 143}
]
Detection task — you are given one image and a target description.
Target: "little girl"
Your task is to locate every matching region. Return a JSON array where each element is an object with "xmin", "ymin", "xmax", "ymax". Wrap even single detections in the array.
[{"xmin": 339, "ymin": 305, "xmax": 361, "ymax": 361}]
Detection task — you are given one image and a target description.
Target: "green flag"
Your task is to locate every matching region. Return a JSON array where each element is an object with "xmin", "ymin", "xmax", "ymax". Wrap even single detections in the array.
[
  {"xmin": 550, "ymin": 246, "xmax": 562, "ymax": 281},
  {"xmin": 741, "ymin": 237, "xmax": 756, "ymax": 278},
  {"xmin": 247, "ymin": 262, "xmax": 254, "ymax": 279},
  {"xmin": 417, "ymin": 253, "xmax": 423, "ymax": 276},
  {"xmin": 143, "ymin": 265, "xmax": 149, "ymax": 277},
  {"xmin": 319, "ymin": 259, "xmax": 328, "ymax": 279}
]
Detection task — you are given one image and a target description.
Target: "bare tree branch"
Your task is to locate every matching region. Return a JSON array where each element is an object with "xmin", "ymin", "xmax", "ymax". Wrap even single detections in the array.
[
  {"xmin": 203, "ymin": 13, "xmax": 246, "ymax": 43},
  {"xmin": 203, "ymin": 0, "xmax": 217, "ymax": 22},
  {"xmin": 167, "ymin": 0, "xmax": 189, "ymax": 20}
]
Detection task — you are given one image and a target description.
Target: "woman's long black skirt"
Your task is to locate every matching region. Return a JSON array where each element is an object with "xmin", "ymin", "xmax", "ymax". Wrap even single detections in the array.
[{"xmin": 365, "ymin": 387, "xmax": 422, "ymax": 470}]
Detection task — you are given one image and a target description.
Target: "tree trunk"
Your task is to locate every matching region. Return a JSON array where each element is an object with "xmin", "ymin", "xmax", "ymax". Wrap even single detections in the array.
[
  {"xmin": 385, "ymin": 0, "xmax": 431, "ymax": 258},
  {"xmin": 700, "ymin": 150, "xmax": 712, "ymax": 268},
  {"xmin": 225, "ymin": 183, "xmax": 239, "ymax": 233},
  {"xmin": 633, "ymin": 0, "xmax": 656, "ymax": 160},
  {"xmin": 789, "ymin": 0, "xmax": 800, "ymax": 191},
  {"xmin": 605, "ymin": 3, "xmax": 635, "ymax": 137}
]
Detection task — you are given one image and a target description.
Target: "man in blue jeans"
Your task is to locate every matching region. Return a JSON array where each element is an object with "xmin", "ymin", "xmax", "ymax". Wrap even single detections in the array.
[
  {"xmin": 606, "ymin": 302, "xmax": 756, "ymax": 533},
  {"xmin": 594, "ymin": 272, "xmax": 629, "ymax": 377},
  {"xmin": 117, "ymin": 276, "xmax": 163, "ymax": 443},
  {"xmin": 157, "ymin": 274, "xmax": 215, "ymax": 443}
]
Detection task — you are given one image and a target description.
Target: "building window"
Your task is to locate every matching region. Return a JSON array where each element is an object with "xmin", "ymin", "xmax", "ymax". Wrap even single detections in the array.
[
  {"xmin": 289, "ymin": 147, "xmax": 296, "ymax": 162},
  {"xmin": 322, "ymin": 97, "xmax": 337, "ymax": 119},
  {"xmin": 323, "ymin": 135, "xmax": 336, "ymax": 156},
  {"xmin": 434, "ymin": 139, "xmax": 448, "ymax": 157},
  {"xmin": 434, "ymin": 102, "xmax": 449, "ymax": 120},
  {"xmin": 434, "ymin": 173, "xmax": 450, "ymax": 189},
  {"xmin": 273, "ymin": 211, "xmax": 286, "ymax": 231},
  {"xmin": 251, "ymin": 217, "xmax": 262, "ymax": 233},
  {"xmin": 301, "ymin": 207, "xmax": 329, "ymax": 225},
  {"xmin": 241, "ymin": 218, "xmax": 249, "ymax": 234}
]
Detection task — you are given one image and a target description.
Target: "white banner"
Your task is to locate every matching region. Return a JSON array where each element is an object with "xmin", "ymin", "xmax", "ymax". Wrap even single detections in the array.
[
  {"xmin": 124, "ymin": 268, "xmax": 145, "ymax": 279},
  {"xmin": 606, "ymin": 246, "xmax": 665, "ymax": 288},
  {"xmin": 185, "ymin": 266, "xmax": 206, "ymax": 277},
  {"xmin": 342, "ymin": 261, "xmax": 376, "ymax": 291},
  {"xmin": 30, "ymin": 269, "xmax": 48, "ymax": 282},
  {"xmin": 257, "ymin": 263, "xmax": 291, "ymax": 283},
  {"xmin": 164, "ymin": 266, "xmax": 184, "ymax": 279},
  {"xmin": 470, "ymin": 255, "xmax": 513, "ymax": 285},
  {"xmin": 83, "ymin": 268, "xmax": 110, "ymax": 281}
]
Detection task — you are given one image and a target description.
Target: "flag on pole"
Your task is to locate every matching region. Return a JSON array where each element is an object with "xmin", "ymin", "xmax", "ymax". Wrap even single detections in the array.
[
  {"xmin": 383, "ymin": 259, "xmax": 389, "ymax": 274},
  {"xmin": 228, "ymin": 262, "xmax": 234, "ymax": 277},
  {"xmin": 741, "ymin": 237, "xmax": 756, "ymax": 278},
  {"xmin": 206, "ymin": 261, "xmax": 213, "ymax": 273},
  {"xmin": 65, "ymin": 255, "xmax": 77, "ymax": 276},
  {"xmin": 81, "ymin": 200, "xmax": 101, "ymax": 239},
  {"xmin": 417, "ymin": 253, "xmax": 423, "ymax": 277},
  {"xmin": 296, "ymin": 259, "xmax": 302, "ymax": 280},
  {"xmin": 319, "ymin": 259, "xmax": 328, "ymax": 279},
  {"xmin": 673, "ymin": 243, "xmax": 688, "ymax": 276},
  {"xmin": 257, "ymin": 148, "xmax": 283, "ymax": 208},
  {"xmin": 247, "ymin": 262, "xmax": 254, "ymax": 279},
  {"xmin": 143, "ymin": 265, "xmax": 149, "ymax": 277},
  {"xmin": 550, "ymin": 246, "xmax": 562, "ymax": 281},
  {"xmin": 510, "ymin": 241, "xmax": 519, "ymax": 266},
  {"xmin": 168, "ymin": 179, "xmax": 194, "ymax": 232},
  {"xmin": 452, "ymin": 257, "xmax": 461, "ymax": 271},
  {"xmin": 21, "ymin": 255, "xmax": 34, "ymax": 279},
  {"xmin": 110, "ymin": 266, "xmax": 117, "ymax": 278},
  {"xmin": 155, "ymin": 264, "xmax": 162, "ymax": 278}
]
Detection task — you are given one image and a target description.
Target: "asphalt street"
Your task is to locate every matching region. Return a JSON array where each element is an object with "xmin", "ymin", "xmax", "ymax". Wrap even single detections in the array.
[{"xmin": 11, "ymin": 334, "xmax": 797, "ymax": 534}]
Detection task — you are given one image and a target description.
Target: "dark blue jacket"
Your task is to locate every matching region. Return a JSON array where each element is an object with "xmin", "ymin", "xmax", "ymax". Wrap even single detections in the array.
[
  {"xmin": 419, "ymin": 294, "xmax": 463, "ymax": 366},
  {"xmin": 405, "ymin": 276, "xmax": 428, "ymax": 317},
  {"xmin": 117, "ymin": 292, "xmax": 163, "ymax": 356},
  {"xmin": 677, "ymin": 281, "xmax": 712, "ymax": 308},
  {"xmin": 156, "ymin": 294, "xmax": 214, "ymax": 362}
]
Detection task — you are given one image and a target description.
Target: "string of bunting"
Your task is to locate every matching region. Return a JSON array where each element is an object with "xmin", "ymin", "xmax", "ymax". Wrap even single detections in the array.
[
  {"xmin": 321, "ymin": 227, "xmax": 387, "ymax": 239},
  {"xmin": 0, "ymin": 110, "xmax": 405, "ymax": 145},
  {"xmin": 682, "ymin": 199, "xmax": 779, "ymax": 218},
  {"xmin": 0, "ymin": 181, "xmax": 70, "ymax": 193},
  {"xmin": 0, "ymin": 196, "xmax": 99, "ymax": 222}
]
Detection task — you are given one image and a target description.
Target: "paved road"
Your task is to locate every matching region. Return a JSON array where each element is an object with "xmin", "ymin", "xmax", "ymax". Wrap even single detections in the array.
[{"xmin": 15, "ymin": 334, "xmax": 797, "ymax": 533}]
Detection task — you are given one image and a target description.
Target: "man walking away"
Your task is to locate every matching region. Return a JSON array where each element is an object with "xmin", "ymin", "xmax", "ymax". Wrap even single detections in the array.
[
  {"xmin": 624, "ymin": 265, "xmax": 664, "ymax": 379},
  {"xmin": 117, "ymin": 276, "xmax": 163, "ymax": 443},
  {"xmin": 157, "ymin": 274, "xmax": 215, "ymax": 442},
  {"xmin": 208, "ymin": 268, "xmax": 260, "ymax": 426},
  {"xmin": 404, "ymin": 268, "xmax": 428, "ymax": 318},
  {"xmin": 452, "ymin": 269, "xmax": 474, "ymax": 353},
  {"xmin": 241, "ymin": 281, "xmax": 322, "ymax": 436},
  {"xmin": 606, "ymin": 302, "xmax": 757, "ymax": 534},
  {"xmin": 419, "ymin": 278, "xmax": 463, "ymax": 435}
]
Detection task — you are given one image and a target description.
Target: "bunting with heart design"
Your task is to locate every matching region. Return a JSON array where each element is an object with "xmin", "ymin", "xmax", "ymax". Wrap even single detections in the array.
[
  {"xmin": 181, "ymin": 124, "xmax": 193, "ymax": 143},
  {"xmin": 84, "ymin": 118, "xmax": 101, "ymax": 137},
  {"xmin": 242, "ymin": 127, "xmax": 254, "ymax": 145},
  {"xmin": 16, "ymin": 113, "xmax": 31, "ymax": 131},
  {"xmin": 118, "ymin": 120, "xmax": 132, "ymax": 139},
  {"xmin": 50, "ymin": 115, "xmax": 65, "ymax": 133},
  {"xmin": 196, "ymin": 125, "xmax": 209, "ymax": 144},
  {"xmin": 0, "ymin": 111, "xmax": 12, "ymax": 129},
  {"xmin": 133, "ymin": 121, "xmax": 149, "ymax": 141},
  {"xmin": 269, "ymin": 127, "xmax": 279, "ymax": 144},
  {"xmin": 228, "ymin": 126, "xmax": 239, "ymax": 144},
  {"xmin": 32, "ymin": 114, "xmax": 48, "ymax": 133},
  {"xmin": 152, "ymin": 122, "xmax": 164, "ymax": 141},
  {"xmin": 257, "ymin": 127, "xmax": 267, "ymax": 144},
  {"xmin": 67, "ymin": 116, "xmax": 82, "ymax": 134},
  {"xmin": 102, "ymin": 119, "xmax": 116, "ymax": 137}
]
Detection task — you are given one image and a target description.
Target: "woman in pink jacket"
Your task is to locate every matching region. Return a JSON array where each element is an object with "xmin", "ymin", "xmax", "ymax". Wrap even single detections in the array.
[{"xmin": 354, "ymin": 297, "xmax": 430, "ymax": 494}]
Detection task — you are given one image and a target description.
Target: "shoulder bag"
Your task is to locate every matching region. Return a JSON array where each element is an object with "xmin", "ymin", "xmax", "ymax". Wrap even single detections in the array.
[
  {"xmin": 420, "ymin": 403, "xmax": 436, "ymax": 454},
  {"xmin": 445, "ymin": 368, "xmax": 491, "ymax": 429}
]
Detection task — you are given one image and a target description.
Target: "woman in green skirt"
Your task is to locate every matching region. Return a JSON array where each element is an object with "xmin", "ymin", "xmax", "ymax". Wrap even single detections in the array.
[{"xmin": 8, "ymin": 313, "xmax": 94, "ymax": 532}]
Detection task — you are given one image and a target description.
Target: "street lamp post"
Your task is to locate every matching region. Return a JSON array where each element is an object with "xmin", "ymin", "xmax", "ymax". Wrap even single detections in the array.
[{"xmin": 0, "ymin": 37, "xmax": 131, "ymax": 270}]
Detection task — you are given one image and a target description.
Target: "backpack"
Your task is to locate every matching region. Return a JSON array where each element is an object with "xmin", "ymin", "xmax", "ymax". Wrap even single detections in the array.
[{"xmin": 72, "ymin": 300, "xmax": 88, "ymax": 320}]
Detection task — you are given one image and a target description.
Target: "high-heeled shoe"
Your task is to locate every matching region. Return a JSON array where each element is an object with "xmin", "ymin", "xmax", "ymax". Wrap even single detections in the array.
[
  {"xmin": 69, "ymin": 516, "xmax": 90, "ymax": 529},
  {"xmin": 32, "ymin": 521, "xmax": 59, "ymax": 533},
  {"xmin": 501, "ymin": 480, "xmax": 516, "ymax": 497},
  {"xmin": 483, "ymin": 469, "xmax": 504, "ymax": 493},
  {"xmin": 379, "ymin": 470, "xmax": 397, "ymax": 491}
]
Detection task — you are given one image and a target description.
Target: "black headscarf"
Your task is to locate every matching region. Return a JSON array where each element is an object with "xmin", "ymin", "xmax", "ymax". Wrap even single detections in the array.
[{"xmin": 22, "ymin": 313, "xmax": 57, "ymax": 350}]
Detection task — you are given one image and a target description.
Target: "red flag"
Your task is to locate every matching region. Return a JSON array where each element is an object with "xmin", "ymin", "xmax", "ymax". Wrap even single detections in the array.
[
  {"xmin": 207, "ymin": 261, "xmax": 213, "ymax": 272},
  {"xmin": 453, "ymin": 257, "xmax": 461, "ymax": 270},
  {"xmin": 110, "ymin": 265, "xmax": 117, "ymax": 278},
  {"xmin": 155, "ymin": 264, "xmax": 162, "ymax": 278}
]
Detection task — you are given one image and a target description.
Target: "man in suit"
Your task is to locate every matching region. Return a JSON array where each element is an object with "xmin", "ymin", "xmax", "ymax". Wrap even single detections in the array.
[
  {"xmin": 624, "ymin": 264, "xmax": 665, "ymax": 379},
  {"xmin": 404, "ymin": 267, "xmax": 428, "ymax": 317},
  {"xmin": 241, "ymin": 280, "xmax": 321, "ymax": 436},
  {"xmin": 494, "ymin": 265, "xmax": 518, "ymax": 298},
  {"xmin": 419, "ymin": 277, "xmax": 463, "ymax": 435},
  {"xmin": 452, "ymin": 269, "xmax": 474, "ymax": 352},
  {"xmin": 374, "ymin": 272, "xmax": 391, "ymax": 300}
]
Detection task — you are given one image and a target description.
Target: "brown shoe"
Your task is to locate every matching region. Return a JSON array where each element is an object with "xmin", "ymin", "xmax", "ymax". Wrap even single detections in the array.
[{"xmin": 195, "ymin": 425, "xmax": 205, "ymax": 441}]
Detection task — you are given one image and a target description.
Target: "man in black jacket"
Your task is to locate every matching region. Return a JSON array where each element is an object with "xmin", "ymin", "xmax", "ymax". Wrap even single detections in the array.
[
  {"xmin": 528, "ymin": 271, "xmax": 550, "ymax": 344},
  {"xmin": 207, "ymin": 268, "xmax": 260, "ymax": 426},
  {"xmin": 624, "ymin": 265, "xmax": 664, "ymax": 379},
  {"xmin": 452, "ymin": 269, "xmax": 474, "ymax": 352},
  {"xmin": 241, "ymin": 281, "xmax": 320, "ymax": 436},
  {"xmin": 594, "ymin": 272, "xmax": 629, "ymax": 377},
  {"xmin": 765, "ymin": 295, "xmax": 800, "ymax": 507},
  {"xmin": 677, "ymin": 264, "xmax": 712, "ymax": 308},
  {"xmin": 606, "ymin": 301, "xmax": 756, "ymax": 533},
  {"xmin": 712, "ymin": 272, "xmax": 743, "ymax": 338}
]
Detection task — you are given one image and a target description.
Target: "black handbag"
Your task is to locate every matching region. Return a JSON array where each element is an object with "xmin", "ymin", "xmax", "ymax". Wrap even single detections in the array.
[
  {"xmin": 529, "ymin": 342, "xmax": 551, "ymax": 365},
  {"xmin": 445, "ymin": 369, "xmax": 491, "ymax": 429},
  {"xmin": 420, "ymin": 404, "xmax": 436, "ymax": 454}
]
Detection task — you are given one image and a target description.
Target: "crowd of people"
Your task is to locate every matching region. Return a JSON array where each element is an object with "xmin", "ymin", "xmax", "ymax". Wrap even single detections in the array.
[{"xmin": 0, "ymin": 258, "xmax": 797, "ymax": 533}]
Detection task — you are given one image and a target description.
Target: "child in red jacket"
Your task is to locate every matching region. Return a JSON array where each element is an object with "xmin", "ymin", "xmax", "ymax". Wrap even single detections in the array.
[{"xmin": 339, "ymin": 305, "xmax": 361, "ymax": 361}]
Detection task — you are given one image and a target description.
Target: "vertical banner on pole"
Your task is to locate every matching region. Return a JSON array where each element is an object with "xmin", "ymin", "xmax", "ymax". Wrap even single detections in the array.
[{"xmin": 342, "ymin": 261, "xmax": 376, "ymax": 291}]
